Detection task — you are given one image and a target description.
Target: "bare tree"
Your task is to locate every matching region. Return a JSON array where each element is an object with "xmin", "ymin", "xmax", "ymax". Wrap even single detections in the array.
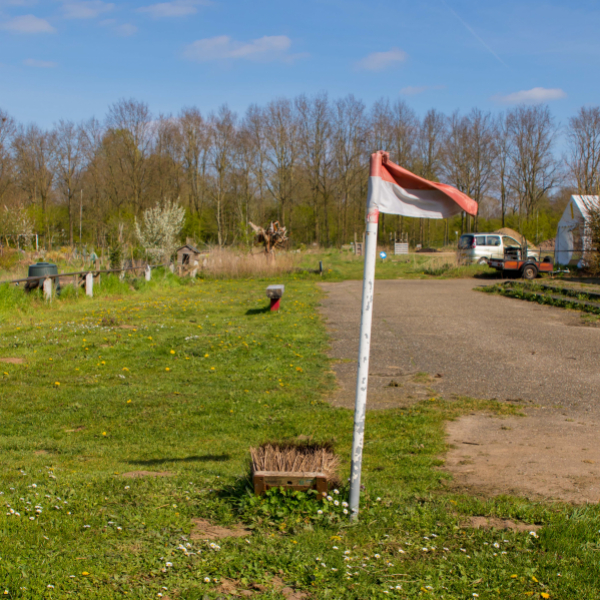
[
  {"xmin": 332, "ymin": 95, "xmax": 367, "ymax": 243},
  {"xmin": 389, "ymin": 100, "xmax": 418, "ymax": 169},
  {"xmin": 566, "ymin": 106, "xmax": 600, "ymax": 195},
  {"xmin": 507, "ymin": 105, "xmax": 560, "ymax": 223},
  {"xmin": 80, "ymin": 117, "xmax": 107, "ymax": 245},
  {"xmin": 13, "ymin": 124, "xmax": 55, "ymax": 243},
  {"xmin": 496, "ymin": 113, "xmax": 513, "ymax": 227},
  {"xmin": 234, "ymin": 126, "xmax": 259, "ymax": 242},
  {"xmin": 105, "ymin": 98, "xmax": 153, "ymax": 213},
  {"xmin": 243, "ymin": 104, "xmax": 268, "ymax": 224},
  {"xmin": 52, "ymin": 120, "xmax": 86, "ymax": 245},
  {"xmin": 416, "ymin": 108, "xmax": 447, "ymax": 180},
  {"xmin": 179, "ymin": 107, "xmax": 210, "ymax": 218},
  {"xmin": 261, "ymin": 98, "xmax": 299, "ymax": 226},
  {"xmin": 442, "ymin": 108, "xmax": 497, "ymax": 231},
  {"xmin": 296, "ymin": 93, "xmax": 333, "ymax": 244},
  {"xmin": 0, "ymin": 109, "xmax": 16, "ymax": 204},
  {"xmin": 150, "ymin": 114, "xmax": 184, "ymax": 203},
  {"xmin": 209, "ymin": 105, "xmax": 237, "ymax": 246}
]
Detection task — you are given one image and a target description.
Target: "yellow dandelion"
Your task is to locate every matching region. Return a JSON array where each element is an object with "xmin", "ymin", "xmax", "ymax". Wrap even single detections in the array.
[
  {"xmin": 170, "ymin": 350, "xmax": 175, "ymax": 355},
  {"xmin": 82, "ymin": 572, "xmax": 89, "ymax": 576},
  {"xmin": 210, "ymin": 367, "xmax": 215, "ymax": 370},
  {"xmin": 204, "ymin": 353, "xmax": 209, "ymax": 358},
  {"xmin": 54, "ymin": 382, "xmax": 60, "ymax": 386},
  {"xmin": 127, "ymin": 399, "xmax": 132, "ymax": 404},
  {"xmin": 102, "ymin": 432, "xmax": 107, "ymax": 436},
  {"xmin": 122, "ymin": 367, "xmax": 129, "ymax": 371},
  {"xmin": 165, "ymin": 367, "xmax": 170, "ymax": 372}
]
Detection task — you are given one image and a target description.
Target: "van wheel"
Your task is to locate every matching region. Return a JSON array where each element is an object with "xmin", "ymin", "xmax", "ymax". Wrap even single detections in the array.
[
  {"xmin": 478, "ymin": 257, "xmax": 488, "ymax": 265},
  {"xmin": 522, "ymin": 264, "xmax": 538, "ymax": 280}
]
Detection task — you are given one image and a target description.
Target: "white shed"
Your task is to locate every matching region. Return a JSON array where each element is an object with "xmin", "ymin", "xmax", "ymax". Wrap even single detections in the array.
[{"xmin": 555, "ymin": 195, "xmax": 600, "ymax": 265}]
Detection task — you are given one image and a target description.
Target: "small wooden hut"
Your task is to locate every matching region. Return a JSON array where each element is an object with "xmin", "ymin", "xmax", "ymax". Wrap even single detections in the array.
[{"xmin": 176, "ymin": 244, "xmax": 202, "ymax": 275}]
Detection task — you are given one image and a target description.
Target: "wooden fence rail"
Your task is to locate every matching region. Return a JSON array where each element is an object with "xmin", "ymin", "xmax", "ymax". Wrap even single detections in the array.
[{"xmin": 0, "ymin": 264, "xmax": 156, "ymax": 300}]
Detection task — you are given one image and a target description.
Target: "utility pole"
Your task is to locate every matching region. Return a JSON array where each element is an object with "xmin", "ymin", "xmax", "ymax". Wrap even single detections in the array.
[{"xmin": 79, "ymin": 190, "xmax": 83, "ymax": 247}]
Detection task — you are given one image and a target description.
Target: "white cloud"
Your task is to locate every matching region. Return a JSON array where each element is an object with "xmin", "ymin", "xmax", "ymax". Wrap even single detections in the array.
[
  {"xmin": 138, "ymin": 0, "xmax": 209, "ymax": 18},
  {"xmin": 400, "ymin": 85, "xmax": 445, "ymax": 96},
  {"xmin": 0, "ymin": 0, "xmax": 38, "ymax": 6},
  {"xmin": 23, "ymin": 58, "xmax": 58, "ymax": 68},
  {"xmin": 61, "ymin": 1, "xmax": 114, "ymax": 19},
  {"xmin": 492, "ymin": 87, "xmax": 567, "ymax": 104},
  {"xmin": 356, "ymin": 48, "xmax": 407, "ymax": 71},
  {"xmin": 0, "ymin": 14, "xmax": 56, "ymax": 33},
  {"xmin": 115, "ymin": 23, "xmax": 137, "ymax": 36},
  {"xmin": 184, "ymin": 35, "xmax": 296, "ymax": 62},
  {"xmin": 98, "ymin": 18, "xmax": 137, "ymax": 35}
]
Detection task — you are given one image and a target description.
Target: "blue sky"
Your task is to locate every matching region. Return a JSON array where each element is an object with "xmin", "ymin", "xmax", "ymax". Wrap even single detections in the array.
[{"xmin": 1, "ymin": 0, "xmax": 599, "ymax": 127}]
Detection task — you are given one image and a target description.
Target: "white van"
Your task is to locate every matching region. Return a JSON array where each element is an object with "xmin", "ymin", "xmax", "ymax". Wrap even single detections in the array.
[{"xmin": 458, "ymin": 233, "xmax": 536, "ymax": 264}]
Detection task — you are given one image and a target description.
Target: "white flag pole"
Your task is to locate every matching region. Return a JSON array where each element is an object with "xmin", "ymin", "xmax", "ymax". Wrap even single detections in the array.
[{"xmin": 349, "ymin": 204, "xmax": 379, "ymax": 519}]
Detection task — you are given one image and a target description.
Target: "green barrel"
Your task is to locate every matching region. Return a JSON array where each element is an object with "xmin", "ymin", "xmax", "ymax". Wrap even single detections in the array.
[{"xmin": 26, "ymin": 263, "xmax": 61, "ymax": 292}]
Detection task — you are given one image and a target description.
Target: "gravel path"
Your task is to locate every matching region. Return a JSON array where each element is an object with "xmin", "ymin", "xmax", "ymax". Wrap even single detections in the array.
[{"xmin": 320, "ymin": 279, "xmax": 600, "ymax": 412}]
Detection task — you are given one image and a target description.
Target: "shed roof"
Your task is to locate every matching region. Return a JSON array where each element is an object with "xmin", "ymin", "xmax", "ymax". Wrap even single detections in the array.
[
  {"xmin": 558, "ymin": 196, "xmax": 599, "ymax": 229},
  {"xmin": 176, "ymin": 244, "xmax": 201, "ymax": 254}
]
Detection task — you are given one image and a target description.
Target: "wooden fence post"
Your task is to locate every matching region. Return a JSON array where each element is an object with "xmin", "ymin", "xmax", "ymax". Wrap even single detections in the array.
[
  {"xmin": 43, "ymin": 277, "xmax": 53, "ymax": 301},
  {"xmin": 85, "ymin": 272, "xmax": 93, "ymax": 297}
]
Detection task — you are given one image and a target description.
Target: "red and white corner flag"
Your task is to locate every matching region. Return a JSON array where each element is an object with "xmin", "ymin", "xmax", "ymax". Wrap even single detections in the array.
[
  {"xmin": 349, "ymin": 151, "xmax": 477, "ymax": 520},
  {"xmin": 368, "ymin": 150, "xmax": 478, "ymax": 219}
]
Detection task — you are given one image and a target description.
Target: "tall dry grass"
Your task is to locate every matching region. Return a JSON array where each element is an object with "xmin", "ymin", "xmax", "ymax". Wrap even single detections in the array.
[{"xmin": 201, "ymin": 248, "xmax": 298, "ymax": 279}]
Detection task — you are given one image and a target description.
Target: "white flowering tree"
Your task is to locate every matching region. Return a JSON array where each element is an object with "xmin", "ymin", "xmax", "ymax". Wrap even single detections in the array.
[
  {"xmin": 0, "ymin": 204, "xmax": 34, "ymax": 250},
  {"xmin": 135, "ymin": 201, "xmax": 186, "ymax": 264}
]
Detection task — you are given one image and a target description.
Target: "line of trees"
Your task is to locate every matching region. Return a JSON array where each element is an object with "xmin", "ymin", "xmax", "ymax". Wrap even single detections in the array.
[{"xmin": 1, "ymin": 97, "xmax": 600, "ymax": 251}]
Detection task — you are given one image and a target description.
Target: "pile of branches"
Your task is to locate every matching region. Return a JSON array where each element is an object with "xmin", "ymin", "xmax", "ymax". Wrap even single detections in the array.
[
  {"xmin": 251, "ymin": 442, "xmax": 339, "ymax": 482},
  {"xmin": 249, "ymin": 221, "xmax": 288, "ymax": 254}
]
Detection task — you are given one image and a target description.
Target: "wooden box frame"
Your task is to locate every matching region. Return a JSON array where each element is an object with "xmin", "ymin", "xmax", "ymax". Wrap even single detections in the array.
[{"xmin": 253, "ymin": 470, "xmax": 328, "ymax": 497}]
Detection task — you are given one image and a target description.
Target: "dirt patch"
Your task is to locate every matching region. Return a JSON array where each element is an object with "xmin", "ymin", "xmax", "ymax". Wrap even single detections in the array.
[
  {"xmin": 190, "ymin": 518, "xmax": 250, "ymax": 540},
  {"xmin": 34, "ymin": 450, "xmax": 49, "ymax": 455},
  {"xmin": 461, "ymin": 516, "xmax": 541, "ymax": 532},
  {"xmin": 215, "ymin": 577, "xmax": 308, "ymax": 599},
  {"xmin": 65, "ymin": 426, "xmax": 86, "ymax": 433},
  {"xmin": 444, "ymin": 412, "xmax": 600, "ymax": 504},
  {"xmin": 119, "ymin": 324, "xmax": 136, "ymax": 330},
  {"xmin": 121, "ymin": 470, "xmax": 174, "ymax": 478},
  {"xmin": 0, "ymin": 358, "xmax": 24, "ymax": 364}
]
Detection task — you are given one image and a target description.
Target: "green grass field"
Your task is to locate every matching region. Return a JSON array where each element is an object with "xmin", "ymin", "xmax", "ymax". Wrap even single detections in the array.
[
  {"xmin": 0, "ymin": 272, "xmax": 599, "ymax": 599},
  {"xmin": 297, "ymin": 249, "xmax": 494, "ymax": 281}
]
